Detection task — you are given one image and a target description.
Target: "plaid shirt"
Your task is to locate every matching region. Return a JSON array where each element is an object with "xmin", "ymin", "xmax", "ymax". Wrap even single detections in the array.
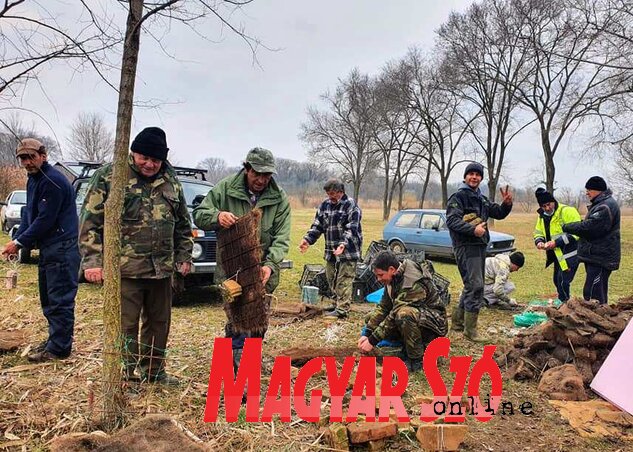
[{"xmin": 304, "ymin": 194, "xmax": 362, "ymax": 262}]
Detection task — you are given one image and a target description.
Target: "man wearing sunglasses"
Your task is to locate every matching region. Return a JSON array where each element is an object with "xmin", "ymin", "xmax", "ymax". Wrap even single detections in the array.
[{"xmin": 1, "ymin": 138, "xmax": 79, "ymax": 362}]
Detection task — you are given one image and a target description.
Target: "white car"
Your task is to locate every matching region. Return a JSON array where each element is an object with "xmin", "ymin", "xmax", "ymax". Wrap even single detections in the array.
[{"xmin": 0, "ymin": 190, "xmax": 27, "ymax": 233}]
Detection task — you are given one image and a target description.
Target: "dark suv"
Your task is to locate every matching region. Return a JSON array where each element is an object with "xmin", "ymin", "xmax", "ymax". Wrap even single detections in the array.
[{"xmin": 56, "ymin": 161, "xmax": 217, "ymax": 299}]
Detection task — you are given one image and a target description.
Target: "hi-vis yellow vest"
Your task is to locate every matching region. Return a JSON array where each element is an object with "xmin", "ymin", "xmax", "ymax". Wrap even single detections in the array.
[{"xmin": 533, "ymin": 203, "xmax": 581, "ymax": 271}]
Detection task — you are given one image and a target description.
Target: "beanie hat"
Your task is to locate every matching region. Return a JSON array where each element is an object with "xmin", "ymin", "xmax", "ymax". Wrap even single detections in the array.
[
  {"xmin": 464, "ymin": 162, "xmax": 484, "ymax": 179},
  {"xmin": 131, "ymin": 127, "xmax": 169, "ymax": 161},
  {"xmin": 535, "ymin": 187, "xmax": 556, "ymax": 205},
  {"xmin": 585, "ymin": 176, "xmax": 607, "ymax": 192},
  {"xmin": 509, "ymin": 251, "xmax": 525, "ymax": 268}
]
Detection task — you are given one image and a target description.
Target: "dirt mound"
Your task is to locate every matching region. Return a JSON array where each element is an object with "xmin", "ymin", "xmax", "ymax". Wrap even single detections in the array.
[
  {"xmin": 0, "ymin": 330, "xmax": 28, "ymax": 353},
  {"xmin": 537, "ymin": 364, "xmax": 587, "ymax": 401},
  {"xmin": 495, "ymin": 298, "xmax": 633, "ymax": 386},
  {"xmin": 50, "ymin": 415, "xmax": 208, "ymax": 452}
]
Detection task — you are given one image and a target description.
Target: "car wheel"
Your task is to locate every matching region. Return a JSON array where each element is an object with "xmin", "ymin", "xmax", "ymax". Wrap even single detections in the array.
[{"xmin": 389, "ymin": 240, "xmax": 406, "ymax": 253}]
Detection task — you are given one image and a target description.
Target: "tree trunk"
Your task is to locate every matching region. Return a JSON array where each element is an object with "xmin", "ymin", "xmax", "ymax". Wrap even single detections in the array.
[
  {"xmin": 487, "ymin": 176, "xmax": 498, "ymax": 227},
  {"xmin": 419, "ymin": 159, "xmax": 432, "ymax": 208},
  {"xmin": 382, "ymin": 163, "xmax": 390, "ymax": 221},
  {"xmin": 397, "ymin": 180, "xmax": 404, "ymax": 210},
  {"xmin": 102, "ymin": 0, "xmax": 144, "ymax": 430},
  {"xmin": 440, "ymin": 176, "xmax": 449, "ymax": 207},
  {"xmin": 541, "ymin": 128, "xmax": 555, "ymax": 192}
]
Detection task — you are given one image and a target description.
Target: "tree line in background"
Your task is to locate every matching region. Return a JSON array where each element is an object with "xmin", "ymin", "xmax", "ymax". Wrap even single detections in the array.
[{"xmin": 300, "ymin": 0, "xmax": 633, "ymax": 219}]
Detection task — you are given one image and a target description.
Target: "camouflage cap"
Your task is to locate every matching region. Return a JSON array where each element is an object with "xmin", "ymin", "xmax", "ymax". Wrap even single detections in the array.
[
  {"xmin": 245, "ymin": 147, "xmax": 276, "ymax": 174},
  {"xmin": 16, "ymin": 138, "xmax": 44, "ymax": 157}
]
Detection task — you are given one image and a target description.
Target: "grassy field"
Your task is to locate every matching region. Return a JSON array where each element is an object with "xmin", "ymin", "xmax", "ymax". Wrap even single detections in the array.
[{"xmin": 0, "ymin": 208, "xmax": 631, "ymax": 451}]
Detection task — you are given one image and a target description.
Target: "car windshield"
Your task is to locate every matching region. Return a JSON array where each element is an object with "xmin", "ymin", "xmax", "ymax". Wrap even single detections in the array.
[
  {"xmin": 10, "ymin": 191, "xmax": 26, "ymax": 205},
  {"xmin": 181, "ymin": 180, "xmax": 212, "ymax": 206}
]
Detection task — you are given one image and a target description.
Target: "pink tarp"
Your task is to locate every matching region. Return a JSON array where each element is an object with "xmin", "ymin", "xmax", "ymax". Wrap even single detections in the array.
[{"xmin": 590, "ymin": 319, "xmax": 633, "ymax": 415}]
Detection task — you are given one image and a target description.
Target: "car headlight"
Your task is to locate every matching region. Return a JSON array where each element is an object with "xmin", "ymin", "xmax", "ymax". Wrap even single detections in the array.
[
  {"xmin": 192, "ymin": 243, "xmax": 203, "ymax": 259},
  {"xmin": 6, "ymin": 207, "xmax": 21, "ymax": 219}
]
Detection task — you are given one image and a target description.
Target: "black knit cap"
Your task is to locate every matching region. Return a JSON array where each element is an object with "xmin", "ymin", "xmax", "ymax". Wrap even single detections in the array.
[
  {"xmin": 131, "ymin": 127, "xmax": 169, "ymax": 161},
  {"xmin": 464, "ymin": 162, "xmax": 484, "ymax": 179},
  {"xmin": 509, "ymin": 251, "xmax": 525, "ymax": 268},
  {"xmin": 585, "ymin": 176, "xmax": 607, "ymax": 192},
  {"xmin": 535, "ymin": 187, "xmax": 556, "ymax": 206}
]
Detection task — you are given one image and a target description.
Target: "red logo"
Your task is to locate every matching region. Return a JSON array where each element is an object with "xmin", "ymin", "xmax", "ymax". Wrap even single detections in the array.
[{"xmin": 204, "ymin": 337, "xmax": 503, "ymax": 423}]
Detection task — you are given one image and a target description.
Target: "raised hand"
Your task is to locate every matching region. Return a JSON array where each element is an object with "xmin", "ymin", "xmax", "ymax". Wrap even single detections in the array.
[{"xmin": 500, "ymin": 184, "xmax": 513, "ymax": 205}]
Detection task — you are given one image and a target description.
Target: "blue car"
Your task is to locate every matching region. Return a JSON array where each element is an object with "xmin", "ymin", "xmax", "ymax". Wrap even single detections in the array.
[{"xmin": 383, "ymin": 209, "xmax": 515, "ymax": 259}]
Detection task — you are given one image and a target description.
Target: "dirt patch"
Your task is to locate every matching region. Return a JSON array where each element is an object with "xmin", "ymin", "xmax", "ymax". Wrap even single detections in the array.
[{"xmin": 50, "ymin": 415, "xmax": 208, "ymax": 452}]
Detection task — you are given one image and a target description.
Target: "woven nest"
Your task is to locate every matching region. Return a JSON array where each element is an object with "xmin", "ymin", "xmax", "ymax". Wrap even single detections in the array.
[{"xmin": 217, "ymin": 209, "xmax": 269, "ymax": 335}]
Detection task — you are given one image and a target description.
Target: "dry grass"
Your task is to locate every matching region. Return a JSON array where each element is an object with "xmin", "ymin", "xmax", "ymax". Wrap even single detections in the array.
[{"xmin": 1, "ymin": 209, "xmax": 631, "ymax": 451}]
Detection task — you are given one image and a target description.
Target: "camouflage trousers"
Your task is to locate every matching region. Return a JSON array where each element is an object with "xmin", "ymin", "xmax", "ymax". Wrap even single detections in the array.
[
  {"xmin": 121, "ymin": 277, "xmax": 172, "ymax": 379},
  {"xmin": 384, "ymin": 306, "xmax": 448, "ymax": 361},
  {"xmin": 325, "ymin": 260, "xmax": 356, "ymax": 314}
]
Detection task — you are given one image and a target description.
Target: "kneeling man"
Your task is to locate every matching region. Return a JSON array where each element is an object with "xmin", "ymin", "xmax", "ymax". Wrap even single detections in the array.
[{"xmin": 358, "ymin": 251, "xmax": 448, "ymax": 372}]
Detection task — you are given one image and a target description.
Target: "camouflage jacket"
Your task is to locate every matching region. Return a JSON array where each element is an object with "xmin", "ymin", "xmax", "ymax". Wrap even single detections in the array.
[
  {"xmin": 365, "ymin": 260, "xmax": 445, "ymax": 344},
  {"xmin": 79, "ymin": 155, "xmax": 193, "ymax": 279},
  {"xmin": 484, "ymin": 254, "xmax": 512, "ymax": 303},
  {"xmin": 192, "ymin": 170, "xmax": 291, "ymax": 285}
]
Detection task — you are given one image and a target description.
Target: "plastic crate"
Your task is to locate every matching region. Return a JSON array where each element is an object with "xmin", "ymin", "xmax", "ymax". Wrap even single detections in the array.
[
  {"xmin": 299, "ymin": 264, "xmax": 326, "ymax": 289},
  {"xmin": 432, "ymin": 272, "xmax": 451, "ymax": 307},
  {"xmin": 363, "ymin": 240, "xmax": 388, "ymax": 264}
]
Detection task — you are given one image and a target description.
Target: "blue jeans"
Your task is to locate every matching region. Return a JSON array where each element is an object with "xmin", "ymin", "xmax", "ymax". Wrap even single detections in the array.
[
  {"xmin": 553, "ymin": 258, "xmax": 579, "ymax": 302},
  {"xmin": 38, "ymin": 237, "xmax": 80, "ymax": 357}
]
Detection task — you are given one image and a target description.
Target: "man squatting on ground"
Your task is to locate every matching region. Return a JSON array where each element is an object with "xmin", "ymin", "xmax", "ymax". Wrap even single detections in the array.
[
  {"xmin": 299, "ymin": 178, "xmax": 363, "ymax": 319},
  {"xmin": 80, "ymin": 127, "xmax": 193, "ymax": 384},
  {"xmin": 192, "ymin": 147, "xmax": 291, "ymax": 371},
  {"xmin": 562, "ymin": 176, "xmax": 621, "ymax": 305},
  {"xmin": 358, "ymin": 251, "xmax": 448, "ymax": 372},
  {"xmin": 447, "ymin": 162, "xmax": 513, "ymax": 342},
  {"xmin": 533, "ymin": 187, "xmax": 581, "ymax": 302},
  {"xmin": 483, "ymin": 251, "xmax": 524, "ymax": 310},
  {"xmin": 2, "ymin": 138, "xmax": 80, "ymax": 362}
]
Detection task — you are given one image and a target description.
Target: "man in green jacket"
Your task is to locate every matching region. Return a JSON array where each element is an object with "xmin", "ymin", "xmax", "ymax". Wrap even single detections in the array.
[
  {"xmin": 80, "ymin": 127, "xmax": 193, "ymax": 385},
  {"xmin": 193, "ymin": 148, "xmax": 291, "ymax": 365},
  {"xmin": 533, "ymin": 188, "xmax": 581, "ymax": 302}
]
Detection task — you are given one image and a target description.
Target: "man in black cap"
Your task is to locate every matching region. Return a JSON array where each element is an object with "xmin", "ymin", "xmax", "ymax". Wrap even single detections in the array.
[
  {"xmin": 483, "ymin": 251, "xmax": 524, "ymax": 310},
  {"xmin": 446, "ymin": 162, "xmax": 513, "ymax": 341},
  {"xmin": 79, "ymin": 127, "xmax": 193, "ymax": 384},
  {"xmin": 533, "ymin": 187, "xmax": 582, "ymax": 302},
  {"xmin": 562, "ymin": 176, "xmax": 620, "ymax": 305}
]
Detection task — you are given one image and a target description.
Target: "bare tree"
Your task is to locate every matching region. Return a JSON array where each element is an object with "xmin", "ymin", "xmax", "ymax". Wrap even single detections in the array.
[
  {"xmin": 0, "ymin": 113, "xmax": 61, "ymax": 163},
  {"xmin": 300, "ymin": 68, "xmax": 380, "ymax": 200},
  {"xmin": 405, "ymin": 50, "xmax": 478, "ymax": 205},
  {"xmin": 372, "ymin": 60, "xmax": 425, "ymax": 219},
  {"xmin": 0, "ymin": 2, "xmax": 119, "ymax": 103},
  {"xmin": 437, "ymin": 0, "xmax": 533, "ymax": 202},
  {"xmin": 66, "ymin": 112, "xmax": 114, "ymax": 162},
  {"xmin": 509, "ymin": 0, "xmax": 633, "ymax": 191},
  {"xmin": 197, "ymin": 156, "xmax": 231, "ymax": 183}
]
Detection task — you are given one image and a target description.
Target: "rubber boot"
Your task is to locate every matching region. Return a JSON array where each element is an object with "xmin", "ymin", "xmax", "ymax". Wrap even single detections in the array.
[
  {"xmin": 464, "ymin": 311, "xmax": 486, "ymax": 343},
  {"xmin": 451, "ymin": 306, "xmax": 465, "ymax": 332}
]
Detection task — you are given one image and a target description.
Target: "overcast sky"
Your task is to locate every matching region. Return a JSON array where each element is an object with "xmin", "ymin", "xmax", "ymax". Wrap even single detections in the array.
[{"xmin": 18, "ymin": 0, "xmax": 611, "ymax": 191}]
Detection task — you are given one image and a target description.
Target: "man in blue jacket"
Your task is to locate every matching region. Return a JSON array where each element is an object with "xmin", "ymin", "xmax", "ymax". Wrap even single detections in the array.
[
  {"xmin": 1, "ymin": 138, "xmax": 80, "ymax": 362},
  {"xmin": 562, "ymin": 176, "xmax": 620, "ymax": 305},
  {"xmin": 446, "ymin": 162, "xmax": 513, "ymax": 342}
]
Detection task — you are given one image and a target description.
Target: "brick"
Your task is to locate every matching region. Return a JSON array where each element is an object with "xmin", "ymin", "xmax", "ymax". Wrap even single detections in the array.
[
  {"xmin": 325, "ymin": 423, "xmax": 349, "ymax": 451},
  {"xmin": 416, "ymin": 424, "xmax": 468, "ymax": 451},
  {"xmin": 347, "ymin": 422, "xmax": 398, "ymax": 444}
]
